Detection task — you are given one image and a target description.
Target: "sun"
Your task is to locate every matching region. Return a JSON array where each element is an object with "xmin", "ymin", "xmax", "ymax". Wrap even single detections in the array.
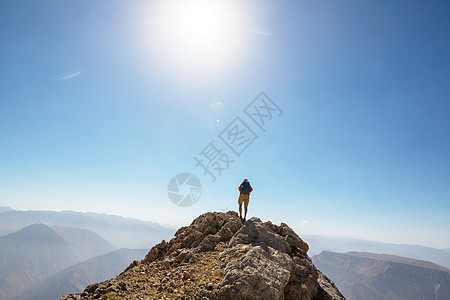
[
  {"xmin": 143, "ymin": 0, "xmax": 247, "ymax": 75},
  {"xmin": 161, "ymin": 0, "xmax": 239, "ymax": 50},
  {"xmin": 175, "ymin": 1, "xmax": 229, "ymax": 45}
]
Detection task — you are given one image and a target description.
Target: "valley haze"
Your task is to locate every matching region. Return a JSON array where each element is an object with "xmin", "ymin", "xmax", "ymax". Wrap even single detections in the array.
[
  {"xmin": 2, "ymin": 207, "xmax": 449, "ymax": 269},
  {"xmin": 1, "ymin": 208, "xmax": 449, "ymax": 299}
]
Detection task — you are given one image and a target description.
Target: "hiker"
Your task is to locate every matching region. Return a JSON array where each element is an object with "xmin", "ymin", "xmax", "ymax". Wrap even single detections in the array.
[{"xmin": 238, "ymin": 178, "xmax": 253, "ymax": 221}]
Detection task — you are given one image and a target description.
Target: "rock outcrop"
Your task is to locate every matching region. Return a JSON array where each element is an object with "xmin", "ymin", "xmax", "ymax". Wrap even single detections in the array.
[{"xmin": 61, "ymin": 211, "xmax": 345, "ymax": 300}]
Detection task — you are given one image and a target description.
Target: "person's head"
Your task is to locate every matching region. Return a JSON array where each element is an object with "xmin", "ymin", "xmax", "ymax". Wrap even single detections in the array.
[{"xmin": 243, "ymin": 178, "xmax": 248, "ymax": 182}]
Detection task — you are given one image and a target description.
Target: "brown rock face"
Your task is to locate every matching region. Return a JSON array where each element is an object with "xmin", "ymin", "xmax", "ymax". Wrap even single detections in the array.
[{"xmin": 61, "ymin": 211, "xmax": 345, "ymax": 300}]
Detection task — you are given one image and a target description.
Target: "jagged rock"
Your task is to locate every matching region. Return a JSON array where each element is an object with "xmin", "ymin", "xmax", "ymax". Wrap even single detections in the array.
[
  {"xmin": 61, "ymin": 211, "xmax": 345, "ymax": 300},
  {"xmin": 218, "ymin": 244, "xmax": 294, "ymax": 299},
  {"xmin": 83, "ymin": 283, "xmax": 98, "ymax": 293}
]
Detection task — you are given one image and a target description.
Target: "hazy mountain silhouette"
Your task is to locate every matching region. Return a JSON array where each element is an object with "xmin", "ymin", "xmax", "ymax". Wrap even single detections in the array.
[
  {"xmin": 313, "ymin": 251, "xmax": 450, "ymax": 300},
  {"xmin": 0, "ymin": 206, "xmax": 13, "ymax": 213},
  {"xmin": 51, "ymin": 226, "xmax": 115, "ymax": 259},
  {"xmin": 0, "ymin": 223, "xmax": 120, "ymax": 299},
  {"xmin": 0, "ymin": 209, "xmax": 175, "ymax": 248},
  {"xmin": 303, "ymin": 234, "xmax": 450, "ymax": 269},
  {"xmin": 17, "ymin": 248, "xmax": 147, "ymax": 300},
  {"xmin": 0, "ymin": 207, "xmax": 15, "ymax": 237},
  {"xmin": 0, "ymin": 224, "xmax": 85, "ymax": 299},
  {"xmin": 0, "ymin": 209, "xmax": 175, "ymax": 299}
]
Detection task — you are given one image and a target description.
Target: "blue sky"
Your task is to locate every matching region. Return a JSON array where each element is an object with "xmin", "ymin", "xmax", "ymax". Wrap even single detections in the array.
[{"xmin": 1, "ymin": 0, "xmax": 449, "ymax": 248}]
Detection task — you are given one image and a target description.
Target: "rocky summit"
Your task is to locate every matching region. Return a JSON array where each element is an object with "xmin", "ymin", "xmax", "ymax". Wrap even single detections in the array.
[{"xmin": 61, "ymin": 211, "xmax": 345, "ymax": 300}]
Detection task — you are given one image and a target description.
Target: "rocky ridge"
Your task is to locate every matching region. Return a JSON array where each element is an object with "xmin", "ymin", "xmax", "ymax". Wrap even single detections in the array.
[{"xmin": 61, "ymin": 211, "xmax": 345, "ymax": 299}]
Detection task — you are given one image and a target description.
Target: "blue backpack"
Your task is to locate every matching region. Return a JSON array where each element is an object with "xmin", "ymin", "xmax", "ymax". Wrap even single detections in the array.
[{"xmin": 241, "ymin": 181, "xmax": 251, "ymax": 194}]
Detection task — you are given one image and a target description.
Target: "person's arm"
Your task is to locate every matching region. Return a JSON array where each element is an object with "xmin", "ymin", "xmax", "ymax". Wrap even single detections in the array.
[
  {"xmin": 238, "ymin": 183, "xmax": 243, "ymax": 192},
  {"xmin": 249, "ymin": 184, "xmax": 253, "ymax": 193}
]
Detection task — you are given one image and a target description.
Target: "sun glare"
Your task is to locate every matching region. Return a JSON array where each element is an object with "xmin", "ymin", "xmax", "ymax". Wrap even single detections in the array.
[
  {"xmin": 176, "ymin": 1, "xmax": 227, "ymax": 45},
  {"xmin": 142, "ymin": 0, "xmax": 246, "ymax": 76}
]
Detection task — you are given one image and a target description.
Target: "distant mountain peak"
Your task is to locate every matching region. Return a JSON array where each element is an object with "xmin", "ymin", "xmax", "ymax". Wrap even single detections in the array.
[
  {"xmin": 17, "ymin": 223, "xmax": 51, "ymax": 233},
  {"xmin": 0, "ymin": 206, "xmax": 14, "ymax": 213},
  {"xmin": 5, "ymin": 223, "xmax": 65, "ymax": 244},
  {"xmin": 0, "ymin": 209, "xmax": 175, "ymax": 248},
  {"xmin": 62, "ymin": 211, "xmax": 345, "ymax": 300},
  {"xmin": 0, "ymin": 224, "xmax": 84, "ymax": 299},
  {"xmin": 344, "ymin": 251, "xmax": 450, "ymax": 272},
  {"xmin": 22, "ymin": 223, "xmax": 50, "ymax": 230}
]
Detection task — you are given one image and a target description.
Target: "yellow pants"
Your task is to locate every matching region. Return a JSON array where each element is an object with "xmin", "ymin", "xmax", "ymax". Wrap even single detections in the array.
[{"xmin": 238, "ymin": 193, "xmax": 250, "ymax": 206}]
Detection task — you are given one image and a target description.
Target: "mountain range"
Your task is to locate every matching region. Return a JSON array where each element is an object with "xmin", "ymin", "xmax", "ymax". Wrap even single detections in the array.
[
  {"xmin": 61, "ymin": 211, "xmax": 345, "ymax": 299},
  {"xmin": 313, "ymin": 251, "xmax": 450, "ymax": 300},
  {"xmin": 2, "ymin": 207, "xmax": 449, "ymax": 299},
  {"xmin": 0, "ymin": 208, "xmax": 175, "ymax": 300},
  {"xmin": 303, "ymin": 233, "xmax": 450, "ymax": 269},
  {"xmin": 0, "ymin": 207, "xmax": 175, "ymax": 249},
  {"xmin": 0, "ymin": 224, "xmax": 89, "ymax": 299},
  {"xmin": 17, "ymin": 248, "xmax": 148, "ymax": 300}
]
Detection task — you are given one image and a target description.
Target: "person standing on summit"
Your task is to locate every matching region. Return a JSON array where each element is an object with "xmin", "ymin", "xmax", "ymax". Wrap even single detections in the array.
[{"xmin": 238, "ymin": 179, "xmax": 253, "ymax": 221}]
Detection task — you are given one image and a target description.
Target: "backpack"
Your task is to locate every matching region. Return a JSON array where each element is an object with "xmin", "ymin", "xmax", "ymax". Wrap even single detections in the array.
[{"xmin": 241, "ymin": 181, "xmax": 251, "ymax": 194}]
